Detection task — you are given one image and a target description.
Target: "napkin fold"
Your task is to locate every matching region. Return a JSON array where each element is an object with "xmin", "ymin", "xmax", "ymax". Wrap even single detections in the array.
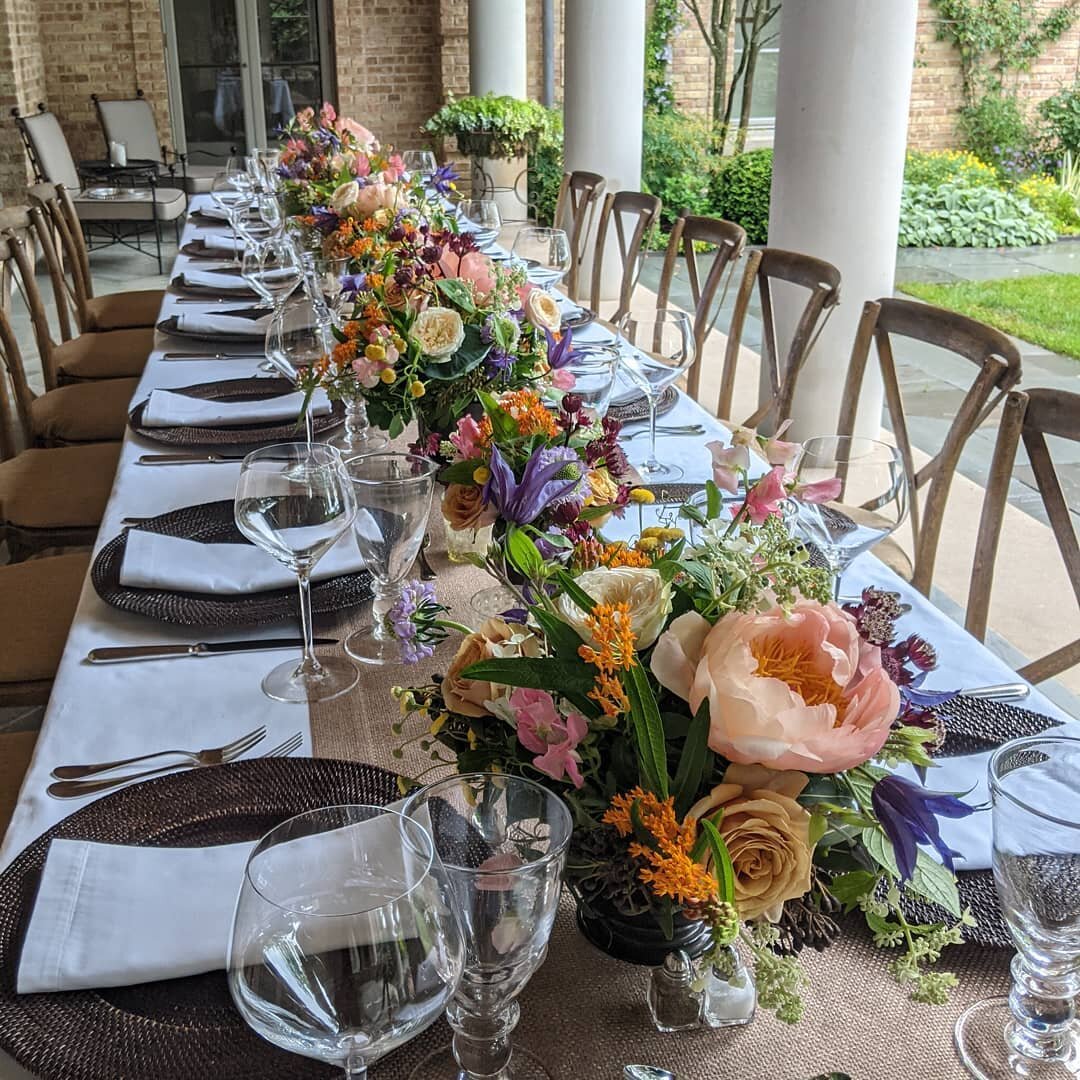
[
  {"xmin": 141, "ymin": 387, "xmax": 330, "ymax": 428},
  {"xmin": 194, "ymin": 233, "xmax": 245, "ymax": 254},
  {"xmin": 120, "ymin": 528, "xmax": 365, "ymax": 594},
  {"xmin": 180, "ymin": 270, "xmax": 253, "ymax": 292},
  {"xmin": 174, "ymin": 310, "xmax": 269, "ymax": 337}
]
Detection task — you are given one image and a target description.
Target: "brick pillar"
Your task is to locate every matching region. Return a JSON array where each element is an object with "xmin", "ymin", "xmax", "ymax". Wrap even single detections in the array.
[{"xmin": 0, "ymin": 0, "xmax": 46, "ymax": 205}]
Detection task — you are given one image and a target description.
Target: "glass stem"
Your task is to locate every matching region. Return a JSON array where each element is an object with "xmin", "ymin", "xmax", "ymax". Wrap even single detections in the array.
[
  {"xmin": 447, "ymin": 998, "xmax": 519, "ymax": 1079},
  {"xmin": 304, "ymin": 409, "xmax": 315, "ymax": 448},
  {"xmin": 344, "ymin": 395, "xmax": 369, "ymax": 448},
  {"xmin": 370, "ymin": 579, "xmax": 402, "ymax": 644},
  {"xmin": 647, "ymin": 395, "xmax": 659, "ymax": 469},
  {"xmin": 295, "ymin": 567, "xmax": 322, "ymax": 676},
  {"xmin": 1008, "ymin": 953, "xmax": 1080, "ymax": 1062}
]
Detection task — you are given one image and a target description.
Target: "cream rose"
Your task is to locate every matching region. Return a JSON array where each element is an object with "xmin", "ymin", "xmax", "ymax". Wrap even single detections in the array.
[
  {"xmin": 443, "ymin": 618, "xmax": 540, "ymax": 717},
  {"xmin": 558, "ymin": 567, "xmax": 672, "ymax": 650},
  {"xmin": 411, "ymin": 306, "xmax": 466, "ymax": 359},
  {"xmin": 524, "ymin": 289, "xmax": 562, "ymax": 333},
  {"xmin": 330, "ymin": 180, "xmax": 360, "ymax": 216},
  {"xmin": 688, "ymin": 764, "xmax": 813, "ymax": 922}
]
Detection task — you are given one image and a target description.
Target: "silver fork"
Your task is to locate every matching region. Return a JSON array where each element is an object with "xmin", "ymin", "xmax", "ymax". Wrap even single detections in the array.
[
  {"xmin": 622, "ymin": 424, "xmax": 705, "ymax": 440},
  {"xmin": 47, "ymin": 726, "xmax": 267, "ymax": 799},
  {"xmin": 260, "ymin": 732, "xmax": 304, "ymax": 758}
]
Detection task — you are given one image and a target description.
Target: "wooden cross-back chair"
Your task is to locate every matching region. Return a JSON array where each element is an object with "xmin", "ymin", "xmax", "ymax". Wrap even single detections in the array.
[
  {"xmin": 838, "ymin": 297, "xmax": 1023, "ymax": 596},
  {"xmin": 966, "ymin": 388, "xmax": 1080, "ymax": 684},
  {"xmin": 553, "ymin": 170, "xmax": 605, "ymax": 302},
  {"xmin": 717, "ymin": 247, "xmax": 841, "ymax": 429},
  {"xmin": 654, "ymin": 214, "xmax": 746, "ymax": 401},
  {"xmin": 588, "ymin": 190, "xmax": 661, "ymax": 322}
]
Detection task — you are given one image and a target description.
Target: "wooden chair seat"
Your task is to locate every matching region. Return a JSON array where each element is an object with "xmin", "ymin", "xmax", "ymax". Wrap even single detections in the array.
[
  {"xmin": 30, "ymin": 377, "xmax": 138, "ymax": 445},
  {"xmin": 0, "ymin": 552, "xmax": 89, "ymax": 706},
  {"xmin": 0, "ymin": 730, "xmax": 38, "ymax": 840},
  {"xmin": 53, "ymin": 326, "xmax": 153, "ymax": 383},
  {"xmin": 83, "ymin": 290, "xmax": 164, "ymax": 332},
  {"xmin": 0, "ymin": 442, "xmax": 119, "ymax": 554}
]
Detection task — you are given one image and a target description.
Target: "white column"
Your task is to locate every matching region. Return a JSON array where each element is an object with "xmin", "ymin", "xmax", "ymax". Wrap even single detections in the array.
[
  {"xmin": 468, "ymin": 0, "xmax": 528, "ymax": 223},
  {"xmin": 563, "ymin": 0, "xmax": 646, "ymax": 299},
  {"xmin": 768, "ymin": 0, "xmax": 917, "ymax": 440}
]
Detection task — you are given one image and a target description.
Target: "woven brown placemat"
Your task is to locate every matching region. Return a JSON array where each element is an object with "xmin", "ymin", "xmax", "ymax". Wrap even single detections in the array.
[
  {"xmin": 92, "ymin": 500, "xmax": 372, "ymax": 627},
  {"xmin": 179, "ymin": 239, "xmax": 244, "ymax": 260},
  {"xmin": 129, "ymin": 377, "xmax": 344, "ymax": 447},
  {"xmin": 169, "ymin": 273, "xmax": 257, "ymax": 299},
  {"xmin": 0, "ymin": 758, "xmax": 450, "ymax": 1080},
  {"xmin": 609, "ymin": 383, "xmax": 679, "ymax": 424},
  {"xmin": 156, "ymin": 312, "xmax": 264, "ymax": 343}
]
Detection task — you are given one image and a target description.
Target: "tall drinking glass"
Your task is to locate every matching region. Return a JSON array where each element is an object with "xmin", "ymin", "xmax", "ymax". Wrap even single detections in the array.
[
  {"xmin": 955, "ymin": 736, "xmax": 1080, "ymax": 1078},
  {"xmin": 342, "ymin": 453, "xmax": 438, "ymax": 665},
  {"xmin": 402, "ymin": 149, "xmax": 437, "ymax": 182},
  {"xmin": 226, "ymin": 155, "xmax": 254, "ymax": 195},
  {"xmin": 511, "ymin": 227, "xmax": 570, "ymax": 287},
  {"xmin": 617, "ymin": 309, "xmax": 695, "ymax": 480},
  {"xmin": 234, "ymin": 443, "xmax": 358, "ymax": 703},
  {"xmin": 403, "ymin": 773, "xmax": 573, "ymax": 1080},
  {"xmin": 229, "ymin": 805, "xmax": 465, "ymax": 1079},
  {"xmin": 789, "ymin": 436, "xmax": 909, "ymax": 599}
]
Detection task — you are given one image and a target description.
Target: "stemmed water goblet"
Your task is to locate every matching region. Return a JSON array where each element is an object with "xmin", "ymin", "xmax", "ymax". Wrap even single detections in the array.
[
  {"xmin": 228, "ymin": 804, "xmax": 465, "ymax": 1079},
  {"xmin": 402, "ymin": 149, "xmax": 438, "ymax": 183},
  {"xmin": 225, "ymin": 155, "xmax": 255, "ymax": 196},
  {"xmin": 248, "ymin": 235, "xmax": 302, "ymax": 319},
  {"xmin": 255, "ymin": 148, "xmax": 282, "ymax": 191},
  {"xmin": 342, "ymin": 453, "xmax": 438, "ymax": 665},
  {"xmin": 210, "ymin": 174, "xmax": 249, "ymax": 263},
  {"xmin": 403, "ymin": 773, "xmax": 573, "ymax": 1080},
  {"xmin": 459, "ymin": 199, "xmax": 502, "ymax": 248},
  {"xmin": 617, "ymin": 309, "xmax": 695, "ymax": 481},
  {"xmin": 566, "ymin": 345, "xmax": 620, "ymax": 421},
  {"xmin": 233, "ymin": 443, "xmax": 359, "ymax": 703},
  {"xmin": 511, "ymin": 227, "xmax": 570, "ymax": 287},
  {"xmin": 788, "ymin": 436, "xmax": 909, "ymax": 599},
  {"xmin": 955, "ymin": 735, "xmax": 1080, "ymax": 1079}
]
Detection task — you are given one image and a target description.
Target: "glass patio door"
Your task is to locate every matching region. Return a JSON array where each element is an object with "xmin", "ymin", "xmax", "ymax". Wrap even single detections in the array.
[{"xmin": 162, "ymin": 0, "xmax": 331, "ymax": 164}]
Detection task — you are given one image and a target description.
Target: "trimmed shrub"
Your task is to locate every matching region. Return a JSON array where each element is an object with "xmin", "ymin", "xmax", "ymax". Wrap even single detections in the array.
[
  {"xmin": 1039, "ymin": 88, "xmax": 1080, "ymax": 159},
  {"xmin": 714, "ymin": 149, "xmax": 772, "ymax": 244}
]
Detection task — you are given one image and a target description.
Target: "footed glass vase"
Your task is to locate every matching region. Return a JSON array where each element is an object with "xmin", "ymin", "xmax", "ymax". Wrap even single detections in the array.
[{"xmin": 327, "ymin": 394, "xmax": 387, "ymax": 457}]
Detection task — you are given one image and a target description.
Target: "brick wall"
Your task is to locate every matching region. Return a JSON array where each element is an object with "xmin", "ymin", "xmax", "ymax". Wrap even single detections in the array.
[{"xmin": 0, "ymin": 0, "xmax": 46, "ymax": 203}]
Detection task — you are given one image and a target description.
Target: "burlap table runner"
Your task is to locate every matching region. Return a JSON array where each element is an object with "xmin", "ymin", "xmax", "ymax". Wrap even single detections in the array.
[{"xmin": 311, "ymin": 466, "xmax": 1011, "ymax": 1080}]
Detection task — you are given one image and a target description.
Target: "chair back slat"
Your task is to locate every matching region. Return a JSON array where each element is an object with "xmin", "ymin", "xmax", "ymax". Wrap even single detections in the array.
[
  {"xmin": 840, "ymin": 296, "xmax": 1023, "ymax": 596},
  {"xmin": 13, "ymin": 108, "xmax": 81, "ymax": 191},
  {"xmin": 589, "ymin": 191, "xmax": 661, "ymax": 321},
  {"xmin": 93, "ymin": 94, "xmax": 163, "ymax": 162},
  {"xmin": 0, "ymin": 232, "xmax": 44, "ymax": 448},
  {"xmin": 966, "ymin": 388, "xmax": 1080, "ymax": 683},
  {"xmin": 27, "ymin": 182, "xmax": 93, "ymax": 335},
  {"xmin": 555, "ymin": 170, "xmax": 605, "ymax": 302},
  {"xmin": 655, "ymin": 214, "xmax": 746, "ymax": 402}
]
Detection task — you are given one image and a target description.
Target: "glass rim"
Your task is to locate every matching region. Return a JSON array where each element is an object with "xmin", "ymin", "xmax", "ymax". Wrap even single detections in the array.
[
  {"xmin": 988, "ymin": 734, "xmax": 1080, "ymax": 829},
  {"xmin": 245, "ymin": 803, "xmax": 437, "ymax": 918},
  {"xmin": 240, "ymin": 441, "xmax": 341, "ymax": 466},
  {"xmin": 343, "ymin": 450, "xmax": 439, "ymax": 484},
  {"xmin": 401, "ymin": 771, "xmax": 573, "ymax": 875}
]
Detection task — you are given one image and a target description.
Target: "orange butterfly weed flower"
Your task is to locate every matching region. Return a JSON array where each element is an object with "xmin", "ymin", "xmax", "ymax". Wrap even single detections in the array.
[
  {"xmin": 577, "ymin": 602, "xmax": 636, "ymax": 719},
  {"xmin": 599, "ymin": 543, "xmax": 652, "ymax": 569},
  {"xmin": 499, "ymin": 390, "xmax": 560, "ymax": 438}
]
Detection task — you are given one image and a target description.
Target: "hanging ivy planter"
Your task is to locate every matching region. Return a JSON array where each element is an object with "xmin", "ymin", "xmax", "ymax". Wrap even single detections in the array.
[{"xmin": 423, "ymin": 94, "xmax": 553, "ymax": 161}]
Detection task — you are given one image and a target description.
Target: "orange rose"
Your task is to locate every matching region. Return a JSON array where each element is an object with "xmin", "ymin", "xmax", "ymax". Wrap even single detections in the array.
[
  {"xmin": 441, "ymin": 483, "xmax": 497, "ymax": 533},
  {"xmin": 443, "ymin": 618, "xmax": 539, "ymax": 717}
]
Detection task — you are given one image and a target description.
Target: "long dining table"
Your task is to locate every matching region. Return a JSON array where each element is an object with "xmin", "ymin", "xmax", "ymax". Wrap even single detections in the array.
[{"xmin": 1, "ymin": 195, "xmax": 1077, "ymax": 1079}]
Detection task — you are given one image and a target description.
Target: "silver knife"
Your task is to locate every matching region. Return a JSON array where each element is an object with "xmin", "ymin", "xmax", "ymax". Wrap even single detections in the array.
[
  {"xmin": 960, "ymin": 682, "xmax": 1031, "ymax": 701},
  {"xmin": 136, "ymin": 453, "xmax": 248, "ymax": 465},
  {"xmin": 86, "ymin": 638, "xmax": 338, "ymax": 663},
  {"xmin": 159, "ymin": 352, "xmax": 264, "ymax": 360}
]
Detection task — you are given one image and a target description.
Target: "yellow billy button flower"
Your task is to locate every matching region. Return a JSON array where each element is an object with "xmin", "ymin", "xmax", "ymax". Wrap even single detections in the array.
[
  {"xmin": 380, "ymin": 367, "xmax": 396, "ymax": 384},
  {"xmin": 410, "ymin": 380, "xmax": 426, "ymax": 399},
  {"xmin": 629, "ymin": 487, "xmax": 655, "ymax": 505},
  {"xmin": 473, "ymin": 465, "xmax": 491, "ymax": 485},
  {"xmin": 364, "ymin": 343, "xmax": 386, "ymax": 362},
  {"xmin": 636, "ymin": 536, "xmax": 660, "ymax": 553}
]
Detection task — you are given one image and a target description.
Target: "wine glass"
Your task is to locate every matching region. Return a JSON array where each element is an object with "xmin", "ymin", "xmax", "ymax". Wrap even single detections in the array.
[
  {"xmin": 233, "ymin": 444, "xmax": 359, "ymax": 703},
  {"xmin": 789, "ymin": 436, "xmax": 909, "ymax": 599},
  {"xmin": 228, "ymin": 804, "xmax": 465, "ymax": 1079},
  {"xmin": 301, "ymin": 253, "xmax": 351, "ymax": 320},
  {"xmin": 403, "ymin": 773, "xmax": 573, "ymax": 1080},
  {"xmin": 342, "ymin": 453, "xmax": 438, "ymax": 665},
  {"xmin": 234, "ymin": 206, "xmax": 276, "ymax": 251},
  {"xmin": 266, "ymin": 290, "xmax": 329, "ymax": 382},
  {"xmin": 512, "ymin": 226, "xmax": 571, "ymax": 287},
  {"xmin": 226, "ymin": 154, "xmax": 254, "ymax": 195},
  {"xmin": 459, "ymin": 199, "xmax": 502, "ymax": 248},
  {"xmin": 253, "ymin": 236, "xmax": 302, "ymax": 317},
  {"xmin": 210, "ymin": 174, "xmax": 248, "ymax": 262},
  {"xmin": 955, "ymin": 735, "xmax": 1080, "ymax": 1079},
  {"xmin": 241, "ymin": 245, "xmax": 274, "ymax": 310},
  {"xmin": 617, "ymin": 309, "xmax": 695, "ymax": 481},
  {"xmin": 566, "ymin": 345, "xmax": 620, "ymax": 421},
  {"xmin": 402, "ymin": 149, "xmax": 437, "ymax": 182},
  {"xmin": 255, "ymin": 148, "xmax": 282, "ymax": 191}
]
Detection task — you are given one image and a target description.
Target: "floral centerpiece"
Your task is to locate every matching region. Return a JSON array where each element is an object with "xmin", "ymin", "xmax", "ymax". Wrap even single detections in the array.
[{"xmin": 391, "ymin": 429, "xmax": 974, "ymax": 1022}]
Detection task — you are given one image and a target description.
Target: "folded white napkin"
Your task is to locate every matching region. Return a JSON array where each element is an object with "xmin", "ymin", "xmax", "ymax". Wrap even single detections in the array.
[
  {"xmin": 195, "ymin": 234, "xmax": 245, "ymax": 255},
  {"xmin": 141, "ymin": 387, "xmax": 329, "ymax": 428},
  {"xmin": 17, "ymin": 811, "xmax": 416, "ymax": 993},
  {"xmin": 120, "ymin": 528, "xmax": 365, "ymax": 593},
  {"xmin": 197, "ymin": 204, "xmax": 233, "ymax": 221},
  {"xmin": 180, "ymin": 270, "xmax": 252, "ymax": 292},
  {"xmin": 174, "ymin": 311, "xmax": 269, "ymax": 337}
]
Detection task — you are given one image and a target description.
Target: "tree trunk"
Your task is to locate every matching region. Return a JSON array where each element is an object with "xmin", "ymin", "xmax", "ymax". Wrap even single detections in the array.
[{"xmin": 735, "ymin": 0, "xmax": 768, "ymax": 151}]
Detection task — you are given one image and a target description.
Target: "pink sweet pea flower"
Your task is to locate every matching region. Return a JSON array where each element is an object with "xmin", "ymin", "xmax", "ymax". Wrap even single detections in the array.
[
  {"xmin": 739, "ymin": 465, "xmax": 788, "ymax": 524},
  {"xmin": 706, "ymin": 439, "xmax": 750, "ymax": 495},
  {"xmin": 795, "ymin": 476, "xmax": 843, "ymax": 504},
  {"xmin": 353, "ymin": 153, "xmax": 372, "ymax": 178},
  {"xmin": 474, "ymin": 851, "xmax": 525, "ymax": 891},
  {"xmin": 509, "ymin": 687, "xmax": 587, "ymax": 788},
  {"xmin": 762, "ymin": 419, "xmax": 802, "ymax": 470},
  {"xmin": 383, "ymin": 153, "xmax": 404, "ymax": 182},
  {"xmin": 449, "ymin": 415, "xmax": 486, "ymax": 459}
]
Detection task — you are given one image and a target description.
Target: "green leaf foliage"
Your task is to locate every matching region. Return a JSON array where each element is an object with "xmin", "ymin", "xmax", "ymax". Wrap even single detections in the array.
[
  {"xmin": 671, "ymin": 702, "xmax": 711, "ymax": 819},
  {"xmin": 700, "ymin": 816, "xmax": 736, "ymax": 904},
  {"xmin": 623, "ymin": 663, "xmax": 669, "ymax": 799},
  {"xmin": 420, "ymin": 323, "xmax": 491, "ymax": 380},
  {"xmin": 713, "ymin": 148, "xmax": 772, "ymax": 244},
  {"xmin": 462, "ymin": 657, "xmax": 596, "ymax": 697}
]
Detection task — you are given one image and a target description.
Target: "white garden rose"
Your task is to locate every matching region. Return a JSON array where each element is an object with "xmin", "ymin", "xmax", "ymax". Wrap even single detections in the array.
[
  {"xmin": 558, "ymin": 567, "xmax": 673, "ymax": 650},
  {"xmin": 410, "ymin": 306, "xmax": 466, "ymax": 359},
  {"xmin": 524, "ymin": 289, "xmax": 562, "ymax": 333},
  {"xmin": 330, "ymin": 180, "xmax": 360, "ymax": 216}
]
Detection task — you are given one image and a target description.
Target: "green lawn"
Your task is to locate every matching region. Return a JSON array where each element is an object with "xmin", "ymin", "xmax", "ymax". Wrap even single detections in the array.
[{"xmin": 899, "ymin": 273, "xmax": 1080, "ymax": 360}]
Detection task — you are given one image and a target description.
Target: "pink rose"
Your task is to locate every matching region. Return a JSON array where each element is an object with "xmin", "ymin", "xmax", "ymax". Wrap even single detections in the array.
[
  {"xmin": 340, "ymin": 118, "xmax": 377, "ymax": 150},
  {"xmin": 509, "ymin": 687, "xmax": 588, "ymax": 788},
  {"xmin": 739, "ymin": 465, "xmax": 787, "ymax": 524},
  {"xmin": 706, "ymin": 439, "xmax": 750, "ymax": 495},
  {"xmin": 650, "ymin": 601, "xmax": 900, "ymax": 773},
  {"xmin": 450, "ymin": 415, "xmax": 486, "ymax": 459},
  {"xmin": 550, "ymin": 368, "xmax": 576, "ymax": 390},
  {"xmin": 439, "ymin": 250, "xmax": 496, "ymax": 299}
]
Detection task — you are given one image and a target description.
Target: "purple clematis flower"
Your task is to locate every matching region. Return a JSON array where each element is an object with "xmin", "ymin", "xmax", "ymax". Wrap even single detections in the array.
[
  {"xmin": 871, "ymin": 774, "xmax": 975, "ymax": 882},
  {"xmin": 430, "ymin": 163, "xmax": 458, "ymax": 195},
  {"xmin": 544, "ymin": 327, "xmax": 582, "ymax": 369},
  {"xmin": 311, "ymin": 206, "xmax": 341, "ymax": 235},
  {"xmin": 340, "ymin": 272, "xmax": 368, "ymax": 298},
  {"xmin": 482, "ymin": 445, "xmax": 583, "ymax": 525}
]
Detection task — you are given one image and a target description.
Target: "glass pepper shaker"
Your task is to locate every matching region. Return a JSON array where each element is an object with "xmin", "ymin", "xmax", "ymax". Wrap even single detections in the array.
[{"xmin": 647, "ymin": 949, "xmax": 704, "ymax": 1032}]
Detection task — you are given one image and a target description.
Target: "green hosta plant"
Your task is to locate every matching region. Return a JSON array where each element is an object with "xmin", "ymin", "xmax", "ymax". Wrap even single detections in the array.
[
  {"xmin": 899, "ymin": 182, "xmax": 1057, "ymax": 248},
  {"xmin": 423, "ymin": 94, "xmax": 553, "ymax": 160}
]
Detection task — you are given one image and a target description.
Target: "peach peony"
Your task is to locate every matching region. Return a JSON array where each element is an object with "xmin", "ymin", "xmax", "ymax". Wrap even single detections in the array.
[
  {"xmin": 650, "ymin": 600, "xmax": 899, "ymax": 772},
  {"xmin": 353, "ymin": 181, "xmax": 404, "ymax": 218}
]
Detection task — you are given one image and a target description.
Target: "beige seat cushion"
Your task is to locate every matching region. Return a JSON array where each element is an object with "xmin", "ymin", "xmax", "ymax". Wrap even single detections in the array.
[
  {"xmin": 73, "ymin": 187, "xmax": 187, "ymax": 223},
  {"xmin": 53, "ymin": 327, "xmax": 152, "ymax": 382},
  {"xmin": 0, "ymin": 442, "xmax": 120, "ymax": 529},
  {"xmin": 0, "ymin": 552, "xmax": 89, "ymax": 685},
  {"xmin": 0, "ymin": 730, "xmax": 39, "ymax": 839},
  {"xmin": 85, "ymin": 289, "xmax": 164, "ymax": 332},
  {"xmin": 30, "ymin": 377, "xmax": 139, "ymax": 444}
]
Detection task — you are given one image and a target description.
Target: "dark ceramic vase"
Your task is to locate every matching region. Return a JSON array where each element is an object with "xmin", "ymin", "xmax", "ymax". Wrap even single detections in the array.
[{"xmin": 575, "ymin": 900, "xmax": 712, "ymax": 967}]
